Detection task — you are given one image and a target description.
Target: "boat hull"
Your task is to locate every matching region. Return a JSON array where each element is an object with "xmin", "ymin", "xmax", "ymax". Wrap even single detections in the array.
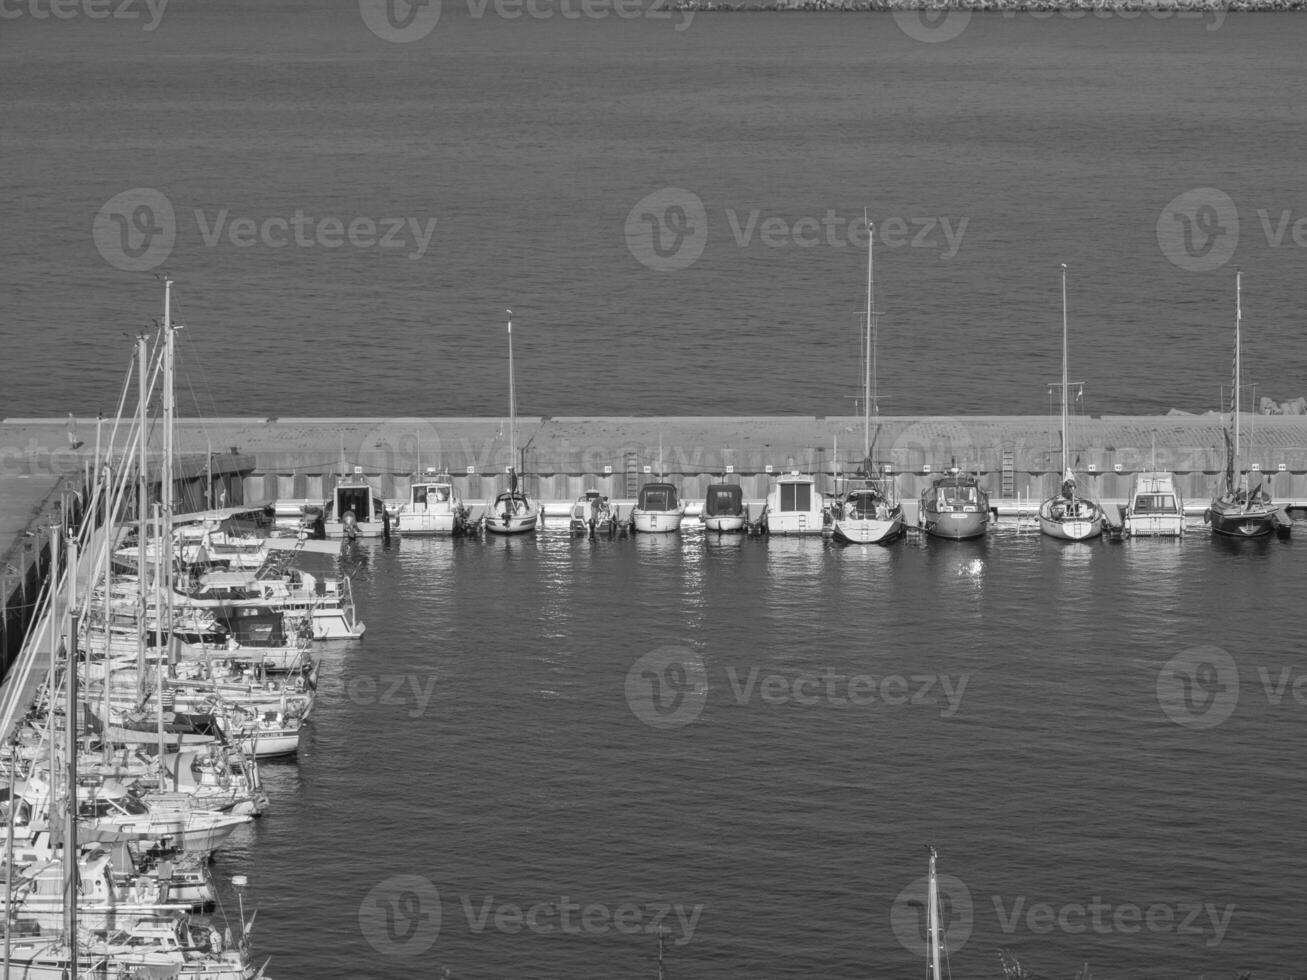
[
  {"xmin": 1038, "ymin": 515, "xmax": 1104, "ymax": 541},
  {"xmin": 1124, "ymin": 515, "xmax": 1185, "ymax": 537},
  {"xmin": 1208, "ymin": 504, "xmax": 1278, "ymax": 538},
  {"xmin": 484, "ymin": 512, "xmax": 539, "ymax": 535},
  {"xmin": 397, "ymin": 513, "xmax": 463, "ymax": 535},
  {"xmin": 1037, "ymin": 498, "xmax": 1105, "ymax": 541},
  {"xmin": 702, "ymin": 515, "xmax": 746, "ymax": 533},
  {"xmin": 919, "ymin": 510, "xmax": 988, "ymax": 540},
  {"xmin": 763, "ymin": 512, "xmax": 826, "ymax": 535},
  {"xmin": 632, "ymin": 510, "xmax": 683, "ymax": 533},
  {"xmin": 831, "ymin": 514, "xmax": 904, "ymax": 545}
]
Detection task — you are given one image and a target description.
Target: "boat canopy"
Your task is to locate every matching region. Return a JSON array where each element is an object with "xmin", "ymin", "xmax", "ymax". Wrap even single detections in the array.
[
  {"xmin": 704, "ymin": 484, "xmax": 743, "ymax": 516},
  {"xmin": 638, "ymin": 483, "xmax": 679, "ymax": 511}
]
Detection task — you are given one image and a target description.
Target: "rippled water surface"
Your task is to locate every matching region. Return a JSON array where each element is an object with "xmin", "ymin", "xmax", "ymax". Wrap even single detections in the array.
[{"xmin": 211, "ymin": 527, "xmax": 1307, "ymax": 979}]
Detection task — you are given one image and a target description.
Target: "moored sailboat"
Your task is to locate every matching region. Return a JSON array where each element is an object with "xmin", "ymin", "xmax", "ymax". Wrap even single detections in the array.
[
  {"xmin": 1208, "ymin": 270, "xmax": 1284, "ymax": 539},
  {"xmin": 831, "ymin": 217, "xmax": 904, "ymax": 546},
  {"xmin": 484, "ymin": 311, "xmax": 543, "ymax": 536},
  {"xmin": 918, "ymin": 467, "xmax": 990, "ymax": 540},
  {"xmin": 1038, "ymin": 264, "xmax": 1106, "ymax": 541}
]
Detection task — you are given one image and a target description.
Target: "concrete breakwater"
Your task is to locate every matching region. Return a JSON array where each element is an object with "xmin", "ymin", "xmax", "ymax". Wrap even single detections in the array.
[{"xmin": 5, "ymin": 414, "xmax": 1307, "ymax": 514}]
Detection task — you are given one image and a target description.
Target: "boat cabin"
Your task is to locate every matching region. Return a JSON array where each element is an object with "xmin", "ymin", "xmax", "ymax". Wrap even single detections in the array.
[
  {"xmin": 931, "ymin": 478, "xmax": 985, "ymax": 512},
  {"xmin": 1124, "ymin": 471, "xmax": 1185, "ymax": 536},
  {"xmin": 704, "ymin": 483, "xmax": 744, "ymax": 517},
  {"xmin": 332, "ymin": 474, "xmax": 384, "ymax": 524},
  {"xmin": 637, "ymin": 482, "xmax": 681, "ymax": 512}
]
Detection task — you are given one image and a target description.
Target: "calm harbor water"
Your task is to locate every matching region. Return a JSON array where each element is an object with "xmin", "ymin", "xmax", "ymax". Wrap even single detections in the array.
[
  {"xmin": 3, "ymin": 6, "xmax": 1307, "ymax": 419},
  {"xmin": 211, "ymin": 526, "xmax": 1306, "ymax": 980},
  {"xmin": 5, "ymin": 4, "xmax": 1307, "ymax": 978}
]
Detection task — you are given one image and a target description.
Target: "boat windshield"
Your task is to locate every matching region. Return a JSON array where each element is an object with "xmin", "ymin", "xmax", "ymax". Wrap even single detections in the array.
[
  {"xmin": 639, "ymin": 486, "xmax": 678, "ymax": 510},
  {"xmin": 706, "ymin": 487, "xmax": 742, "ymax": 515}
]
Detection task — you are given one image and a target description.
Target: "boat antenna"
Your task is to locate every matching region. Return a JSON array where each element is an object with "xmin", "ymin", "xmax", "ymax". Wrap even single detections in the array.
[{"xmin": 657, "ymin": 927, "xmax": 666, "ymax": 980}]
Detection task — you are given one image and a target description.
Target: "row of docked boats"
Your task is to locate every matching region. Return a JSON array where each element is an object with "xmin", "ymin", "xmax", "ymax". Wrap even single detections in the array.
[
  {"xmin": 0, "ymin": 281, "xmax": 287, "ymax": 978},
  {"xmin": 269, "ymin": 255, "xmax": 1288, "ymax": 547},
  {"xmin": 307, "ymin": 464, "xmax": 1207, "ymax": 542}
]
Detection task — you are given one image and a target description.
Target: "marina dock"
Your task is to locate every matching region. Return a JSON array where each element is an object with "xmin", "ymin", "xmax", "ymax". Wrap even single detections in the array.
[
  {"xmin": 3, "ymin": 411, "xmax": 1306, "ymax": 649},
  {"xmin": 5, "ymin": 413, "xmax": 1307, "ymax": 522}
]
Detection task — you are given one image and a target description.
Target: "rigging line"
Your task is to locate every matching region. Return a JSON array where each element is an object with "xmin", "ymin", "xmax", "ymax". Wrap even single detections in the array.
[{"xmin": 101, "ymin": 346, "xmax": 140, "ymax": 467}]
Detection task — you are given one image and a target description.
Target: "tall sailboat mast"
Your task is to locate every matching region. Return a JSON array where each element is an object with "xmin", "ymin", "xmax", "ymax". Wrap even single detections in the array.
[
  {"xmin": 1233, "ymin": 268, "xmax": 1242, "ymax": 464},
  {"xmin": 864, "ymin": 214, "xmax": 874, "ymax": 463},
  {"xmin": 926, "ymin": 845, "xmax": 942, "ymax": 980},
  {"xmin": 1061, "ymin": 263, "xmax": 1069, "ymax": 480},
  {"xmin": 507, "ymin": 309, "xmax": 516, "ymax": 475}
]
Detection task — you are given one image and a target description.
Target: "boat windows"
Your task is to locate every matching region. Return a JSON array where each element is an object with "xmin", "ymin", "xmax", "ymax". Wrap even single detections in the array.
[
  {"xmin": 780, "ymin": 482, "xmax": 811, "ymax": 512},
  {"xmin": 640, "ymin": 487, "xmax": 676, "ymax": 510},
  {"xmin": 1133, "ymin": 494, "xmax": 1176, "ymax": 514},
  {"xmin": 412, "ymin": 486, "xmax": 428, "ymax": 505}
]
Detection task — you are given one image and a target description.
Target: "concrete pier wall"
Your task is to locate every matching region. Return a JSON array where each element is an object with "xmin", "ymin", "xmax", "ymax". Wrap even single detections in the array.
[
  {"xmin": 6, "ymin": 414, "xmax": 1307, "ymax": 518},
  {"xmin": 74, "ymin": 415, "xmax": 1303, "ymax": 509}
]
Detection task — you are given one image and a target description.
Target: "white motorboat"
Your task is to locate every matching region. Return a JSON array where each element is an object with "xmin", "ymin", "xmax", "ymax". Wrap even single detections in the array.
[
  {"xmin": 701, "ymin": 483, "xmax": 746, "ymax": 533},
  {"xmin": 177, "ymin": 565, "xmax": 365, "ymax": 639},
  {"xmin": 631, "ymin": 482, "xmax": 686, "ymax": 534},
  {"xmin": 397, "ymin": 468, "xmax": 468, "ymax": 535},
  {"xmin": 762, "ymin": 472, "xmax": 827, "ymax": 536},
  {"xmin": 570, "ymin": 490, "xmax": 617, "ymax": 536},
  {"xmin": 1122, "ymin": 471, "xmax": 1185, "ymax": 537},
  {"xmin": 324, "ymin": 471, "xmax": 390, "ymax": 538}
]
